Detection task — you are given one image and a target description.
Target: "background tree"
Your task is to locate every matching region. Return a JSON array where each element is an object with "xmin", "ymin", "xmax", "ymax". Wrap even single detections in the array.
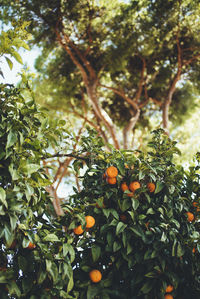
[{"xmin": 1, "ymin": 0, "xmax": 200, "ymax": 150}]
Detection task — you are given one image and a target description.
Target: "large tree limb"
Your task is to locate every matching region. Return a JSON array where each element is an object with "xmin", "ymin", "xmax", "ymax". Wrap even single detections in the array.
[
  {"xmin": 123, "ymin": 108, "xmax": 140, "ymax": 149},
  {"xmin": 55, "ymin": 28, "xmax": 89, "ymax": 86},
  {"xmin": 162, "ymin": 32, "xmax": 182, "ymax": 134},
  {"xmin": 86, "ymin": 84, "xmax": 120, "ymax": 149}
]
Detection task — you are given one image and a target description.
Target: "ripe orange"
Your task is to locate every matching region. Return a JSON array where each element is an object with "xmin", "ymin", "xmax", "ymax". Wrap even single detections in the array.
[
  {"xmin": 102, "ymin": 173, "xmax": 107, "ymax": 179},
  {"xmin": 164, "ymin": 295, "xmax": 173, "ymax": 299},
  {"xmin": 9, "ymin": 240, "xmax": 17, "ymax": 249},
  {"xmin": 121, "ymin": 182, "xmax": 129, "ymax": 192},
  {"xmin": 129, "ymin": 181, "xmax": 141, "ymax": 192},
  {"xmin": 27, "ymin": 242, "xmax": 36, "ymax": 249},
  {"xmin": 85, "ymin": 216, "xmax": 95, "ymax": 228},
  {"xmin": 147, "ymin": 182, "xmax": 156, "ymax": 193},
  {"xmin": 127, "ymin": 192, "xmax": 134, "ymax": 197},
  {"xmin": 186, "ymin": 212, "xmax": 194, "ymax": 222},
  {"xmin": 106, "ymin": 177, "xmax": 117, "ymax": 185},
  {"xmin": 106, "ymin": 166, "xmax": 118, "ymax": 178},
  {"xmin": 193, "ymin": 201, "xmax": 200, "ymax": 211},
  {"xmin": 120, "ymin": 214, "xmax": 127, "ymax": 222},
  {"xmin": 165, "ymin": 285, "xmax": 174, "ymax": 293},
  {"xmin": 89, "ymin": 269, "xmax": 102, "ymax": 283},
  {"xmin": 192, "ymin": 247, "xmax": 196, "ymax": 253},
  {"xmin": 73, "ymin": 225, "xmax": 84, "ymax": 235}
]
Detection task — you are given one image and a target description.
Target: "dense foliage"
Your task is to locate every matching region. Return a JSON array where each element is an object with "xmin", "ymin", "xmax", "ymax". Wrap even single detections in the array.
[
  {"xmin": 62, "ymin": 129, "xmax": 200, "ymax": 299},
  {"xmin": 1, "ymin": 80, "xmax": 200, "ymax": 298},
  {"xmin": 0, "ymin": 83, "xmax": 77, "ymax": 299}
]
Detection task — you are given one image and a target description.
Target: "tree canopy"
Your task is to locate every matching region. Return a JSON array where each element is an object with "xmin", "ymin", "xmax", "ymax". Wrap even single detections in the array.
[
  {"xmin": 1, "ymin": 19, "xmax": 200, "ymax": 299},
  {"xmin": 1, "ymin": 0, "xmax": 200, "ymax": 149}
]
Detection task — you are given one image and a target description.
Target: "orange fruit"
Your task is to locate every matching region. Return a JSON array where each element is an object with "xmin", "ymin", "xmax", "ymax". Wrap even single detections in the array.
[
  {"xmin": 165, "ymin": 285, "xmax": 174, "ymax": 293},
  {"xmin": 85, "ymin": 216, "xmax": 95, "ymax": 228},
  {"xmin": 192, "ymin": 247, "xmax": 196, "ymax": 253},
  {"xmin": 120, "ymin": 214, "xmax": 127, "ymax": 222},
  {"xmin": 106, "ymin": 177, "xmax": 117, "ymax": 185},
  {"xmin": 73, "ymin": 225, "xmax": 84, "ymax": 235},
  {"xmin": 147, "ymin": 182, "xmax": 156, "ymax": 193},
  {"xmin": 129, "ymin": 181, "xmax": 141, "ymax": 192},
  {"xmin": 89, "ymin": 269, "xmax": 102, "ymax": 283},
  {"xmin": 27, "ymin": 242, "xmax": 36, "ymax": 249},
  {"xmin": 186, "ymin": 212, "xmax": 194, "ymax": 222},
  {"xmin": 165, "ymin": 295, "xmax": 173, "ymax": 299},
  {"xmin": 193, "ymin": 201, "xmax": 200, "ymax": 211},
  {"xmin": 106, "ymin": 166, "xmax": 118, "ymax": 178},
  {"xmin": 9, "ymin": 240, "xmax": 17, "ymax": 249},
  {"xmin": 121, "ymin": 182, "xmax": 129, "ymax": 192},
  {"xmin": 127, "ymin": 192, "xmax": 134, "ymax": 197}
]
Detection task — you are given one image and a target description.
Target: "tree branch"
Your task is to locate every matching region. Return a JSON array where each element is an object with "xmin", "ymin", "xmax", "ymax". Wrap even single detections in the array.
[
  {"xmin": 55, "ymin": 26, "xmax": 89, "ymax": 86},
  {"xmin": 162, "ymin": 31, "xmax": 182, "ymax": 134},
  {"xmin": 123, "ymin": 108, "xmax": 140, "ymax": 149}
]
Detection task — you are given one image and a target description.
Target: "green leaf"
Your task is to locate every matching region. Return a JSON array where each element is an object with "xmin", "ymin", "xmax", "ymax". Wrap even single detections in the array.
[
  {"xmin": 0, "ymin": 187, "xmax": 7, "ymax": 208},
  {"xmin": 113, "ymin": 241, "xmax": 121, "ymax": 252},
  {"xmin": 37, "ymin": 269, "xmax": 47, "ymax": 284},
  {"xmin": 22, "ymin": 163, "xmax": 40, "ymax": 175},
  {"xmin": 5, "ymin": 56, "xmax": 13, "ymax": 70},
  {"xmin": 121, "ymin": 199, "xmax": 131, "ymax": 212},
  {"xmin": 63, "ymin": 243, "xmax": 70, "ymax": 256},
  {"xmin": 43, "ymin": 233, "xmax": 59, "ymax": 242},
  {"xmin": 130, "ymin": 225, "xmax": 145, "ymax": 239},
  {"xmin": 9, "ymin": 214, "xmax": 18, "ymax": 231},
  {"xmin": 6, "ymin": 130, "xmax": 17, "ymax": 149},
  {"xmin": 91, "ymin": 244, "xmax": 101, "ymax": 262},
  {"xmin": 116, "ymin": 222, "xmax": 127, "ymax": 235},
  {"xmin": 87, "ymin": 284, "xmax": 100, "ymax": 299},
  {"xmin": 8, "ymin": 280, "xmax": 21, "ymax": 297},
  {"xmin": 146, "ymin": 208, "xmax": 154, "ymax": 214},
  {"xmin": 12, "ymin": 50, "xmax": 23, "ymax": 64},
  {"xmin": 140, "ymin": 281, "xmax": 153, "ymax": 294},
  {"xmin": 177, "ymin": 242, "xmax": 184, "ymax": 257},
  {"xmin": 172, "ymin": 239, "xmax": 177, "ymax": 257},
  {"xmin": 161, "ymin": 232, "xmax": 167, "ymax": 242},
  {"xmin": 154, "ymin": 182, "xmax": 165, "ymax": 194},
  {"xmin": 46, "ymin": 260, "xmax": 58, "ymax": 282},
  {"xmin": 67, "ymin": 275, "xmax": 74, "ymax": 293},
  {"xmin": 131, "ymin": 198, "xmax": 139, "ymax": 210}
]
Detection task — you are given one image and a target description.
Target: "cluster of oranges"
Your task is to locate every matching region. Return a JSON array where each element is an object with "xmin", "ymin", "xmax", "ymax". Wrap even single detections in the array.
[
  {"xmin": 165, "ymin": 285, "xmax": 174, "ymax": 299},
  {"xmin": 73, "ymin": 215, "xmax": 95, "ymax": 235},
  {"xmin": 103, "ymin": 165, "xmax": 118, "ymax": 185},
  {"xmin": 73, "ymin": 216, "xmax": 102, "ymax": 283},
  {"xmin": 104, "ymin": 165, "xmax": 156, "ymax": 196},
  {"xmin": 121, "ymin": 178, "xmax": 156, "ymax": 197}
]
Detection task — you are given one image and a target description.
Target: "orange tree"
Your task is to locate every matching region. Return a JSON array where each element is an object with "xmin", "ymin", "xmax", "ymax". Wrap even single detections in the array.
[
  {"xmin": 1, "ymin": 27, "xmax": 200, "ymax": 296},
  {"xmin": 1, "ymin": 79, "xmax": 200, "ymax": 299},
  {"xmin": 61, "ymin": 129, "xmax": 200, "ymax": 299},
  {"xmin": 0, "ymin": 82, "xmax": 79, "ymax": 299}
]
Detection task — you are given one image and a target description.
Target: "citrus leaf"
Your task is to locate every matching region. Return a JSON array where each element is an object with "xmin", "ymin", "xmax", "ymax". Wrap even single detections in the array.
[
  {"xmin": 0, "ymin": 187, "xmax": 7, "ymax": 208},
  {"xmin": 5, "ymin": 56, "xmax": 13, "ymax": 70},
  {"xmin": 91, "ymin": 244, "xmax": 101, "ymax": 262},
  {"xmin": 43, "ymin": 234, "xmax": 59, "ymax": 242},
  {"xmin": 116, "ymin": 222, "xmax": 127, "ymax": 235}
]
